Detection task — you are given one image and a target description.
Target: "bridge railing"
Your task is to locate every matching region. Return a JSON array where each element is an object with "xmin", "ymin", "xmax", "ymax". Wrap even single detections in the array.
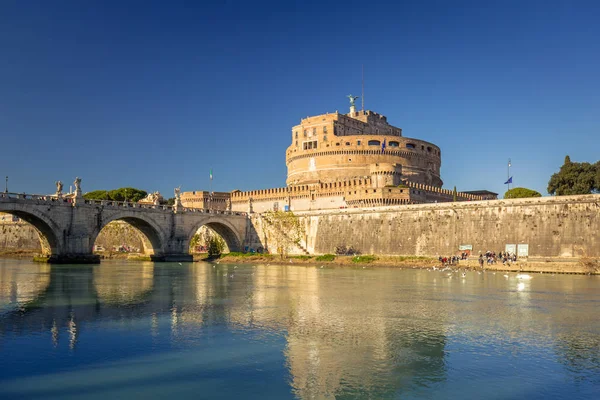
[
  {"xmin": 180, "ymin": 207, "xmax": 247, "ymax": 216},
  {"xmin": 83, "ymin": 199, "xmax": 174, "ymax": 211},
  {"xmin": 0, "ymin": 192, "xmax": 73, "ymax": 203},
  {"xmin": 0, "ymin": 192, "xmax": 247, "ymax": 216}
]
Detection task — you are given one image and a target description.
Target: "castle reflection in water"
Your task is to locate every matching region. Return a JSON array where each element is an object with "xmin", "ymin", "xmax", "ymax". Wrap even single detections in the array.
[{"xmin": 1, "ymin": 262, "xmax": 598, "ymax": 398}]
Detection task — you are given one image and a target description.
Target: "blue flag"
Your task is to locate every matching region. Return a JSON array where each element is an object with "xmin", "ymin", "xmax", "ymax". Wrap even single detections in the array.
[
  {"xmin": 504, "ymin": 176, "xmax": 512, "ymax": 184},
  {"xmin": 381, "ymin": 139, "xmax": 386, "ymax": 153}
]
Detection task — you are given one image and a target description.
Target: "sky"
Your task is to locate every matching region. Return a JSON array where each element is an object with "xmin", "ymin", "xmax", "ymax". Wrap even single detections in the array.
[{"xmin": 1, "ymin": 0, "xmax": 599, "ymax": 198}]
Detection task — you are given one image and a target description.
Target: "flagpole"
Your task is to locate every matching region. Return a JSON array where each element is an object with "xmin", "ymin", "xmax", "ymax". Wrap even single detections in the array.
[{"xmin": 507, "ymin": 158, "xmax": 511, "ymax": 191}]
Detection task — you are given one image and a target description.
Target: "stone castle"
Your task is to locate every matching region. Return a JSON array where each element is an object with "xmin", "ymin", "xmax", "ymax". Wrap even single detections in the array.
[{"xmin": 179, "ymin": 99, "xmax": 496, "ymax": 213}]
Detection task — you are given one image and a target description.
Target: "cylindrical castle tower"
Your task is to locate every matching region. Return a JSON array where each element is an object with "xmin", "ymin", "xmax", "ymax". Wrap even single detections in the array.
[{"xmin": 285, "ymin": 107, "xmax": 442, "ymax": 188}]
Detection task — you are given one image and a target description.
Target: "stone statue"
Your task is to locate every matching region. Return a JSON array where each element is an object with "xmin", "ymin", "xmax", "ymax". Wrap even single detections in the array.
[
  {"xmin": 74, "ymin": 177, "xmax": 81, "ymax": 191},
  {"xmin": 55, "ymin": 180, "xmax": 63, "ymax": 195},
  {"xmin": 347, "ymin": 94, "xmax": 360, "ymax": 107},
  {"xmin": 174, "ymin": 186, "xmax": 181, "ymax": 199}
]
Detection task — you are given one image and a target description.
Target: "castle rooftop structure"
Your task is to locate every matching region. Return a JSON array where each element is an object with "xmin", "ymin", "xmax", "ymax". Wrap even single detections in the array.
[
  {"xmin": 179, "ymin": 99, "xmax": 495, "ymax": 213},
  {"xmin": 286, "ymin": 107, "xmax": 442, "ymax": 188}
]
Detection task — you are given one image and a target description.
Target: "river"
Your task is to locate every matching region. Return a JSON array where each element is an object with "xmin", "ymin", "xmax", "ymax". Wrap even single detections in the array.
[{"xmin": 0, "ymin": 259, "xmax": 598, "ymax": 399}]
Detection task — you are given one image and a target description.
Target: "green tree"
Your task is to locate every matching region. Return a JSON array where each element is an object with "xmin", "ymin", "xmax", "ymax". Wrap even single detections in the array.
[
  {"xmin": 548, "ymin": 156, "xmax": 598, "ymax": 195},
  {"xmin": 83, "ymin": 190, "xmax": 110, "ymax": 200},
  {"xmin": 84, "ymin": 187, "xmax": 148, "ymax": 202},
  {"xmin": 452, "ymin": 186, "xmax": 457, "ymax": 202},
  {"xmin": 207, "ymin": 236, "xmax": 225, "ymax": 257},
  {"xmin": 504, "ymin": 187, "xmax": 542, "ymax": 199},
  {"xmin": 595, "ymin": 161, "xmax": 600, "ymax": 190}
]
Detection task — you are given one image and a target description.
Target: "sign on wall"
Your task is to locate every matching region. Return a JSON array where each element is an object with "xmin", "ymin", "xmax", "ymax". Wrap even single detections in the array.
[
  {"xmin": 517, "ymin": 244, "xmax": 529, "ymax": 257},
  {"xmin": 458, "ymin": 244, "xmax": 473, "ymax": 250},
  {"xmin": 505, "ymin": 244, "xmax": 516, "ymax": 254}
]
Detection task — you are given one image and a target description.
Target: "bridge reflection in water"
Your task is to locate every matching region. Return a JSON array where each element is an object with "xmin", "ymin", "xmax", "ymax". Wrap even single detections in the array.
[{"xmin": 0, "ymin": 260, "xmax": 598, "ymax": 399}]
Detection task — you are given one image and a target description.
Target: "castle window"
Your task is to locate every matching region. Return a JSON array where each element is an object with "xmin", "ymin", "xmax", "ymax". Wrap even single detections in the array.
[
  {"xmin": 406, "ymin": 143, "xmax": 416, "ymax": 149},
  {"xmin": 323, "ymin": 135, "xmax": 327, "ymax": 141},
  {"xmin": 323, "ymin": 126, "xmax": 328, "ymax": 133},
  {"xmin": 427, "ymin": 146, "xmax": 432, "ymax": 152},
  {"xmin": 313, "ymin": 128, "xmax": 317, "ymax": 135},
  {"xmin": 348, "ymin": 158, "xmax": 352, "ymax": 162},
  {"xmin": 345, "ymin": 142, "xmax": 350, "ymax": 146},
  {"xmin": 336, "ymin": 143, "xmax": 340, "ymax": 146},
  {"xmin": 368, "ymin": 140, "xmax": 381, "ymax": 146},
  {"xmin": 303, "ymin": 129, "xmax": 307, "ymax": 137},
  {"xmin": 295, "ymin": 141, "xmax": 298, "ymax": 147},
  {"xmin": 389, "ymin": 141, "xmax": 399, "ymax": 147},
  {"xmin": 421, "ymin": 145, "xmax": 424, "ymax": 150},
  {"xmin": 295, "ymin": 131, "xmax": 298, "ymax": 139},
  {"xmin": 357, "ymin": 140, "xmax": 361, "ymax": 145}
]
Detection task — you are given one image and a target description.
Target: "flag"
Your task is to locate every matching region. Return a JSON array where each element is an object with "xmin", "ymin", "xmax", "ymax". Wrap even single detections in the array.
[
  {"xmin": 381, "ymin": 139, "xmax": 386, "ymax": 153},
  {"xmin": 210, "ymin": 169, "xmax": 213, "ymax": 180},
  {"xmin": 504, "ymin": 177, "xmax": 512, "ymax": 184}
]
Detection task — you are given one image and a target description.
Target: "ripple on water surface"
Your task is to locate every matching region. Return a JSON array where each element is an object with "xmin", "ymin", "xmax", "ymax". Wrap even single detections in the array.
[{"xmin": 0, "ymin": 260, "xmax": 598, "ymax": 399}]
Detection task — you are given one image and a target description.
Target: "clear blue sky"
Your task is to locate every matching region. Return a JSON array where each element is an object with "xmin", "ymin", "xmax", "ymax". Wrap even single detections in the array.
[{"xmin": 1, "ymin": 0, "xmax": 599, "ymax": 198}]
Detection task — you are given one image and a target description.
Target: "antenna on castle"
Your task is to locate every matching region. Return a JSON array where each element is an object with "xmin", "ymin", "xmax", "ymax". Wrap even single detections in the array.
[{"xmin": 361, "ymin": 64, "xmax": 365, "ymax": 112}]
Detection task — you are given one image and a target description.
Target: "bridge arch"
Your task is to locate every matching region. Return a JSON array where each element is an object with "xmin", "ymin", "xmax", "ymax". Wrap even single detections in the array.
[
  {"xmin": 0, "ymin": 205, "xmax": 63, "ymax": 256},
  {"xmin": 90, "ymin": 212, "xmax": 166, "ymax": 256},
  {"xmin": 185, "ymin": 217, "xmax": 242, "ymax": 254}
]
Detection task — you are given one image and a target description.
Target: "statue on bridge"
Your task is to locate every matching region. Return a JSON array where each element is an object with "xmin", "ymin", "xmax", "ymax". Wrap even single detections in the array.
[
  {"xmin": 55, "ymin": 181, "xmax": 63, "ymax": 197},
  {"xmin": 74, "ymin": 177, "xmax": 82, "ymax": 199}
]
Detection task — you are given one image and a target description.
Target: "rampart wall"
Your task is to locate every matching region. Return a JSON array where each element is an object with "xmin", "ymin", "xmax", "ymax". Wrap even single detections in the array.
[{"xmin": 245, "ymin": 195, "xmax": 600, "ymax": 259}]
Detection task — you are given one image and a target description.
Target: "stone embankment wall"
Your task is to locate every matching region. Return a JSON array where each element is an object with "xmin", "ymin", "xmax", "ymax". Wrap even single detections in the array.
[
  {"xmin": 0, "ymin": 221, "xmax": 42, "ymax": 251},
  {"xmin": 245, "ymin": 195, "xmax": 600, "ymax": 259}
]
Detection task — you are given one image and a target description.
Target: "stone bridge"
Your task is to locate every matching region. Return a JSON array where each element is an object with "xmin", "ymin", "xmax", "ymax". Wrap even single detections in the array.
[{"xmin": 0, "ymin": 191, "xmax": 248, "ymax": 263}]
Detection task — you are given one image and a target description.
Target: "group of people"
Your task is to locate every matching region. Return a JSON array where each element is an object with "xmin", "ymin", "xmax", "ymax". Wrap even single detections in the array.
[
  {"xmin": 438, "ymin": 255, "xmax": 462, "ymax": 265},
  {"xmin": 478, "ymin": 250, "xmax": 517, "ymax": 267}
]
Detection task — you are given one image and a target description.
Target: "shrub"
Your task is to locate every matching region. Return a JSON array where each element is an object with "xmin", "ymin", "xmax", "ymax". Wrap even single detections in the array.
[
  {"xmin": 207, "ymin": 236, "xmax": 225, "ymax": 258},
  {"xmin": 352, "ymin": 255, "xmax": 377, "ymax": 263},
  {"xmin": 316, "ymin": 254, "xmax": 335, "ymax": 262}
]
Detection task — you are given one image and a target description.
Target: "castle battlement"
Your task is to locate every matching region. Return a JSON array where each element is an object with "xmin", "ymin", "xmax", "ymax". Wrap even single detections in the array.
[{"xmin": 180, "ymin": 100, "xmax": 495, "ymax": 214}]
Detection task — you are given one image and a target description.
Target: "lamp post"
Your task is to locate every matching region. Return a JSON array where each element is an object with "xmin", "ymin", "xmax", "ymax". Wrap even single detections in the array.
[{"xmin": 4, "ymin": 176, "xmax": 7, "ymax": 193}]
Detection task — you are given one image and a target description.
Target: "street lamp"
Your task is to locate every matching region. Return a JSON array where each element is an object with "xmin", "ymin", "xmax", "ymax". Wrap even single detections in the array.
[{"xmin": 4, "ymin": 176, "xmax": 7, "ymax": 193}]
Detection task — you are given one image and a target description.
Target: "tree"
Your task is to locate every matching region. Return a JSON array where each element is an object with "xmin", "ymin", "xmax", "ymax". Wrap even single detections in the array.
[
  {"xmin": 548, "ymin": 156, "xmax": 598, "ymax": 195},
  {"xmin": 452, "ymin": 186, "xmax": 457, "ymax": 202},
  {"xmin": 207, "ymin": 236, "xmax": 225, "ymax": 257},
  {"xmin": 504, "ymin": 187, "xmax": 542, "ymax": 199},
  {"xmin": 83, "ymin": 190, "xmax": 110, "ymax": 200},
  {"xmin": 84, "ymin": 187, "xmax": 148, "ymax": 202}
]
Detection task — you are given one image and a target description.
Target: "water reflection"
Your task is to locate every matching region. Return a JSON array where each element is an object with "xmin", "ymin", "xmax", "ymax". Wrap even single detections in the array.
[
  {"xmin": 0, "ymin": 262, "xmax": 50, "ymax": 312},
  {"xmin": 0, "ymin": 260, "xmax": 598, "ymax": 399}
]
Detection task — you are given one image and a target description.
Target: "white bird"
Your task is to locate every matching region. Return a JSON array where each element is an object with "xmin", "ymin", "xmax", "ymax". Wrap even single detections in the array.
[
  {"xmin": 503, "ymin": 274, "xmax": 509, "ymax": 278},
  {"xmin": 461, "ymin": 272, "xmax": 466, "ymax": 278},
  {"xmin": 234, "ymin": 266, "xmax": 237, "ymax": 269},
  {"xmin": 178, "ymin": 262, "xmax": 182, "ymax": 265},
  {"xmin": 516, "ymin": 274, "xmax": 532, "ymax": 280}
]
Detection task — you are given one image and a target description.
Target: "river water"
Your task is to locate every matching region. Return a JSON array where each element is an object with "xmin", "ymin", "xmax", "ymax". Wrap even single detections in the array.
[{"xmin": 0, "ymin": 259, "xmax": 598, "ymax": 399}]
